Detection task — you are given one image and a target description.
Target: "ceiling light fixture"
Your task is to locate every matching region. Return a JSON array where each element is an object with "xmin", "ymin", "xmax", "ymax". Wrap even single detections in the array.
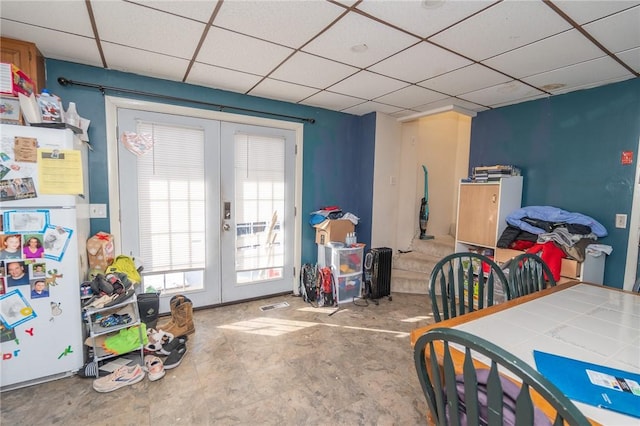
[
  {"xmin": 351, "ymin": 43, "xmax": 368, "ymax": 53},
  {"xmin": 422, "ymin": 0, "xmax": 445, "ymax": 9}
]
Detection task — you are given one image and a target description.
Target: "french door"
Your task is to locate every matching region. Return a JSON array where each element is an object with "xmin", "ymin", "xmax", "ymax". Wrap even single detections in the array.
[{"xmin": 116, "ymin": 108, "xmax": 295, "ymax": 311}]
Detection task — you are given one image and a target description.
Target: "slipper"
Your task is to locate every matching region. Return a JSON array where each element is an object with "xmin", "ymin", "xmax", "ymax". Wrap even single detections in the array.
[
  {"xmin": 143, "ymin": 355, "xmax": 165, "ymax": 381},
  {"xmin": 76, "ymin": 361, "xmax": 110, "ymax": 378}
]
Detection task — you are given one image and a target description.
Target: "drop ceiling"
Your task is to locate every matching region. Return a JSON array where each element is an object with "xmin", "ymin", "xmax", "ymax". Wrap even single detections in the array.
[{"xmin": 1, "ymin": 0, "xmax": 638, "ymax": 119}]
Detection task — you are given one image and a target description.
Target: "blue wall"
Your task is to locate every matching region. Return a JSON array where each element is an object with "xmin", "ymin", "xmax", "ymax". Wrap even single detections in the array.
[
  {"xmin": 45, "ymin": 60, "xmax": 376, "ymax": 267},
  {"xmin": 470, "ymin": 78, "xmax": 640, "ymax": 287}
]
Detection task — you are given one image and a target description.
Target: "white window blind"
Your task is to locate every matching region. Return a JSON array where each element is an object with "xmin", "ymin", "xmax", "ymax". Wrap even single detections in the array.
[
  {"xmin": 234, "ymin": 133, "xmax": 284, "ymax": 226},
  {"xmin": 136, "ymin": 122, "xmax": 205, "ymax": 273}
]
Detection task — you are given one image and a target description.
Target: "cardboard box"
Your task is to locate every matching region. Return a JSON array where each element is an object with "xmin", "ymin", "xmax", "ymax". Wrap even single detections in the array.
[
  {"xmin": 314, "ymin": 219, "xmax": 354, "ymax": 245},
  {"xmin": 0, "ymin": 63, "xmax": 34, "ymax": 97},
  {"xmin": 86, "ymin": 232, "xmax": 115, "ymax": 271}
]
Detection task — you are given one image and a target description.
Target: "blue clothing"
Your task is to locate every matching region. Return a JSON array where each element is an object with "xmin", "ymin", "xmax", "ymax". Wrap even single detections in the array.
[
  {"xmin": 7, "ymin": 274, "xmax": 30, "ymax": 287},
  {"xmin": 506, "ymin": 206, "xmax": 607, "ymax": 237},
  {"xmin": 0, "ymin": 249, "xmax": 22, "ymax": 260},
  {"xmin": 31, "ymin": 289, "xmax": 49, "ymax": 298}
]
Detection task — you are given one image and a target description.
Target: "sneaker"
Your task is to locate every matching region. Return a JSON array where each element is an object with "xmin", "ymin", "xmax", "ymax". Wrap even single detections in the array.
[
  {"xmin": 143, "ymin": 355, "xmax": 166, "ymax": 382},
  {"xmin": 163, "ymin": 343, "xmax": 187, "ymax": 370},
  {"xmin": 159, "ymin": 335, "xmax": 188, "ymax": 356},
  {"xmin": 92, "ymin": 364, "xmax": 145, "ymax": 392}
]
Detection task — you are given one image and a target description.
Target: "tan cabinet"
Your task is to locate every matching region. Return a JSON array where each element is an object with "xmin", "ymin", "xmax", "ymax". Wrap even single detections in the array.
[
  {"xmin": 1, "ymin": 37, "xmax": 46, "ymax": 94},
  {"xmin": 455, "ymin": 177, "xmax": 523, "ymax": 253}
]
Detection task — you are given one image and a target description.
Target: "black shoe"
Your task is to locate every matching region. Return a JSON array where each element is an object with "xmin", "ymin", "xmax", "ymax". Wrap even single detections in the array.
[
  {"xmin": 163, "ymin": 343, "xmax": 187, "ymax": 370},
  {"xmin": 159, "ymin": 335, "xmax": 188, "ymax": 356}
]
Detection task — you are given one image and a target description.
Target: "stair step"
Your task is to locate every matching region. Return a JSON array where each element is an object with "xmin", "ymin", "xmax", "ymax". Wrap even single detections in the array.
[
  {"xmin": 391, "ymin": 269, "xmax": 429, "ymax": 294},
  {"xmin": 409, "ymin": 235, "xmax": 455, "ymax": 257},
  {"xmin": 393, "ymin": 251, "xmax": 440, "ymax": 274},
  {"xmin": 390, "ymin": 235, "xmax": 455, "ymax": 295}
]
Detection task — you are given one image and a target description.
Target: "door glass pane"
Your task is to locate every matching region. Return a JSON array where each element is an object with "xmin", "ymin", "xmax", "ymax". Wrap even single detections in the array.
[
  {"xmin": 234, "ymin": 133, "xmax": 284, "ymax": 284},
  {"xmin": 134, "ymin": 121, "xmax": 206, "ymax": 293}
]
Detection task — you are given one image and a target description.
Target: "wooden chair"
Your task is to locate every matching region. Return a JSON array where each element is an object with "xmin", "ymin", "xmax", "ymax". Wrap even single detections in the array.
[
  {"xmin": 414, "ymin": 327, "xmax": 591, "ymax": 426},
  {"xmin": 429, "ymin": 252, "xmax": 510, "ymax": 323},
  {"xmin": 508, "ymin": 253, "xmax": 556, "ymax": 298}
]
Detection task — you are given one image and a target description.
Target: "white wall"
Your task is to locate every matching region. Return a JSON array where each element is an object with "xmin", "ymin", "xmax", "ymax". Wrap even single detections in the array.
[
  {"xmin": 370, "ymin": 113, "xmax": 402, "ymax": 249},
  {"xmin": 373, "ymin": 111, "xmax": 472, "ymax": 253}
]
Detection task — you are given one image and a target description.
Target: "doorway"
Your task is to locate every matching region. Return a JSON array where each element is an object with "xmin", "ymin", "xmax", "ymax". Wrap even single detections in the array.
[{"xmin": 106, "ymin": 97, "xmax": 303, "ymax": 313}]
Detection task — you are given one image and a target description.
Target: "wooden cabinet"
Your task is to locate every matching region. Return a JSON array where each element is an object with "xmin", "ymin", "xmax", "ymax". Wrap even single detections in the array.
[
  {"xmin": 494, "ymin": 247, "xmax": 605, "ymax": 284},
  {"xmin": 1, "ymin": 37, "xmax": 46, "ymax": 93},
  {"xmin": 455, "ymin": 177, "xmax": 523, "ymax": 253}
]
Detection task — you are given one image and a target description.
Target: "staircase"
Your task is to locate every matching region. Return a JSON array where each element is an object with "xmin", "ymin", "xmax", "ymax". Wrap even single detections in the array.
[{"xmin": 391, "ymin": 235, "xmax": 455, "ymax": 294}]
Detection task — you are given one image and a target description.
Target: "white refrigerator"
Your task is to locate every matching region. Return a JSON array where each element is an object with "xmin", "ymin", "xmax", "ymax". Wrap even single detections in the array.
[{"xmin": 0, "ymin": 124, "xmax": 90, "ymax": 390}]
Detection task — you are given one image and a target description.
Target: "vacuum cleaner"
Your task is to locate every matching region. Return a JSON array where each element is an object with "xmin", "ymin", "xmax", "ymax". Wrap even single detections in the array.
[{"xmin": 419, "ymin": 165, "xmax": 434, "ymax": 240}]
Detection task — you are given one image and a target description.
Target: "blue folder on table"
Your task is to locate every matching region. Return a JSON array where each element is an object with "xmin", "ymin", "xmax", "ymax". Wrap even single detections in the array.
[{"xmin": 534, "ymin": 350, "xmax": 640, "ymax": 419}]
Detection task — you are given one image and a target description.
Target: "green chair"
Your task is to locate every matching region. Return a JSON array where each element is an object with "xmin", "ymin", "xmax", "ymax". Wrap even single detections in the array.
[
  {"xmin": 429, "ymin": 252, "xmax": 510, "ymax": 323},
  {"xmin": 414, "ymin": 327, "xmax": 591, "ymax": 426},
  {"xmin": 508, "ymin": 253, "xmax": 556, "ymax": 298}
]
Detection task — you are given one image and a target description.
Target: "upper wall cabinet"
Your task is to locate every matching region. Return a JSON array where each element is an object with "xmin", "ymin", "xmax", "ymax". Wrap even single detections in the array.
[
  {"xmin": 1, "ymin": 37, "xmax": 46, "ymax": 94},
  {"xmin": 455, "ymin": 177, "xmax": 523, "ymax": 254}
]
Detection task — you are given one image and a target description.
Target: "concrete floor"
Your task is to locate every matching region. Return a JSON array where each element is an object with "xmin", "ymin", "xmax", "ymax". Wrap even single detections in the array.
[{"xmin": 0, "ymin": 292, "xmax": 435, "ymax": 425}]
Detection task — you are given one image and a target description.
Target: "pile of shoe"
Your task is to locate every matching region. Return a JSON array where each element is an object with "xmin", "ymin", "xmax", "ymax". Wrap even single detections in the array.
[
  {"xmin": 145, "ymin": 333, "xmax": 188, "ymax": 370},
  {"xmin": 82, "ymin": 273, "xmax": 135, "ymax": 309}
]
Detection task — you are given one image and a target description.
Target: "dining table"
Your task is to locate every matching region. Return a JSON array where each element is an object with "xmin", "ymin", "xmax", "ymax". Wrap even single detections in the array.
[{"xmin": 410, "ymin": 281, "xmax": 640, "ymax": 425}]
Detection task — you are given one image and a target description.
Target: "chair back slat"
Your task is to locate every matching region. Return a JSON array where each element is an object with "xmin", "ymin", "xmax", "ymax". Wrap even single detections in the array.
[
  {"xmin": 515, "ymin": 382, "xmax": 535, "ymax": 426},
  {"xmin": 414, "ymin": 327, "xmax": 591, "ymax": 426},
  {"xmin": 427, "ymin": 341, "xmax": 447, "ymax": 426},
  {"xmin": 443, "ymin": 342, "xmax": 461, "ymax": 425},
  {"xmin": 462, "ymin": 348, "xmax": 480, "ymax": 424},
  {"xmin": 486, "ymin": 363, "xmax": 504, "ymax": 425}
]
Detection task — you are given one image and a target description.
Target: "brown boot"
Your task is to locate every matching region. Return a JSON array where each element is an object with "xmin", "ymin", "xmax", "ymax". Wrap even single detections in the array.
[
  {"xmin": 156, "ymin": 296, "xmax": 181, "ymax": 333},
  {"xmin": 161, "ymin": 296, "xmax": 195, "ymax": 336}
]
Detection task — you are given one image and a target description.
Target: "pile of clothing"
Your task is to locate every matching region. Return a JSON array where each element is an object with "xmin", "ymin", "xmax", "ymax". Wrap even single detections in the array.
[{"xmin": 498, "ymin": 206, "xmax": 612, "ymax": 281}]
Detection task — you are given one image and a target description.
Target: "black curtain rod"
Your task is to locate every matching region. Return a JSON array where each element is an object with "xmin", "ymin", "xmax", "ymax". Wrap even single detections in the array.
[{"xmin": 57, "ymin": 77, "xmax": 316, "ymax": 124}]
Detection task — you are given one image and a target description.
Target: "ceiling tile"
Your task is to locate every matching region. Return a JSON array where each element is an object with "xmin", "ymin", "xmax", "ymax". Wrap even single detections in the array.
[
  {"xmin": 430, "ymin": 0, "xmax": 571, "ymax": 61},
  {"xmin": 197, "ymin": 27, "xmax": 294, "ymax": 76},
  {"xmin": 341, "ymin": 101, "xmax": 403, "ymax": 116},
  {"xmin": 374, "ymin": 85, "xmax": 448, "ymax": 109},
  {"xmin": 187, "ymin": 62, "xmax": 263, "ymax": 94},
  {"xmin": 583, "ymin": 6, "xmax": 640, "ymax": 53},
  {"xmin": 482, "ymin": 29, "xmax": 605, "ymax": 78},
  {"xmin": 458, "ymin": 80, "xmax": 545, "ymax": 108},
  {"xmin": 0, "ymin": 0, "xmax": 94, "ymax": 37},
  {"xmin": 552, "ymin": 0, "xmax": 640, "ymax": 25},
  {"xmin": 0, "ymin": 20, "xmax": 103, "ymax": 68},
  {"xmin": 214, "ymin": 0, "xmax": 344, "ymax": 49},
  {"xmin": 299, "ymin": 91, "xmax": 365, "ymax": 111},
  {"xmin": 418, "ymin": 64, "xmax": 511, "ymax": 96},
  {"xmin": 91, "ymin": 1, "xmax": 204, "ymax": 59},
  {"xmin": 101, "ymin": 42, "xmax": 190, "ymax": 81},
  {"xmin": 270, "ymin": 52, "xmax": 358, "ymax": 89},
  {"xmin": 617, "ymin": 47, "xmax": 640, "ymax": 73},
  {"xmin": 368, "ymin": 42, "xmax": 472, "ymax": 83},
  {"xmin": 356, "ymin": 0, "xmax": 494, "ymax": 38},
  {"xmin": 128, "ymin": 0, "xmax": 218, "ymax": 23},
  {"xmin": 413, "ymin": 97, "xmax": 489, "ymax": 114},
  {"xmin": 328, "ymin": 71, "xmax": 408, "ymax": 100},
  {"xmin": 522, "ymin": 56, "xmax": 634, "ymax": 94},
  {"xmin": 490, "ymin": 92, "xmax": 548, "ymax": 109},
  {"xmin": 302, "ymin": 11, "xmax": 418, "ymax": 68},
  {"xmin": 248, "ymin": 78, "xmax": 320, "ymax": 104}
]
